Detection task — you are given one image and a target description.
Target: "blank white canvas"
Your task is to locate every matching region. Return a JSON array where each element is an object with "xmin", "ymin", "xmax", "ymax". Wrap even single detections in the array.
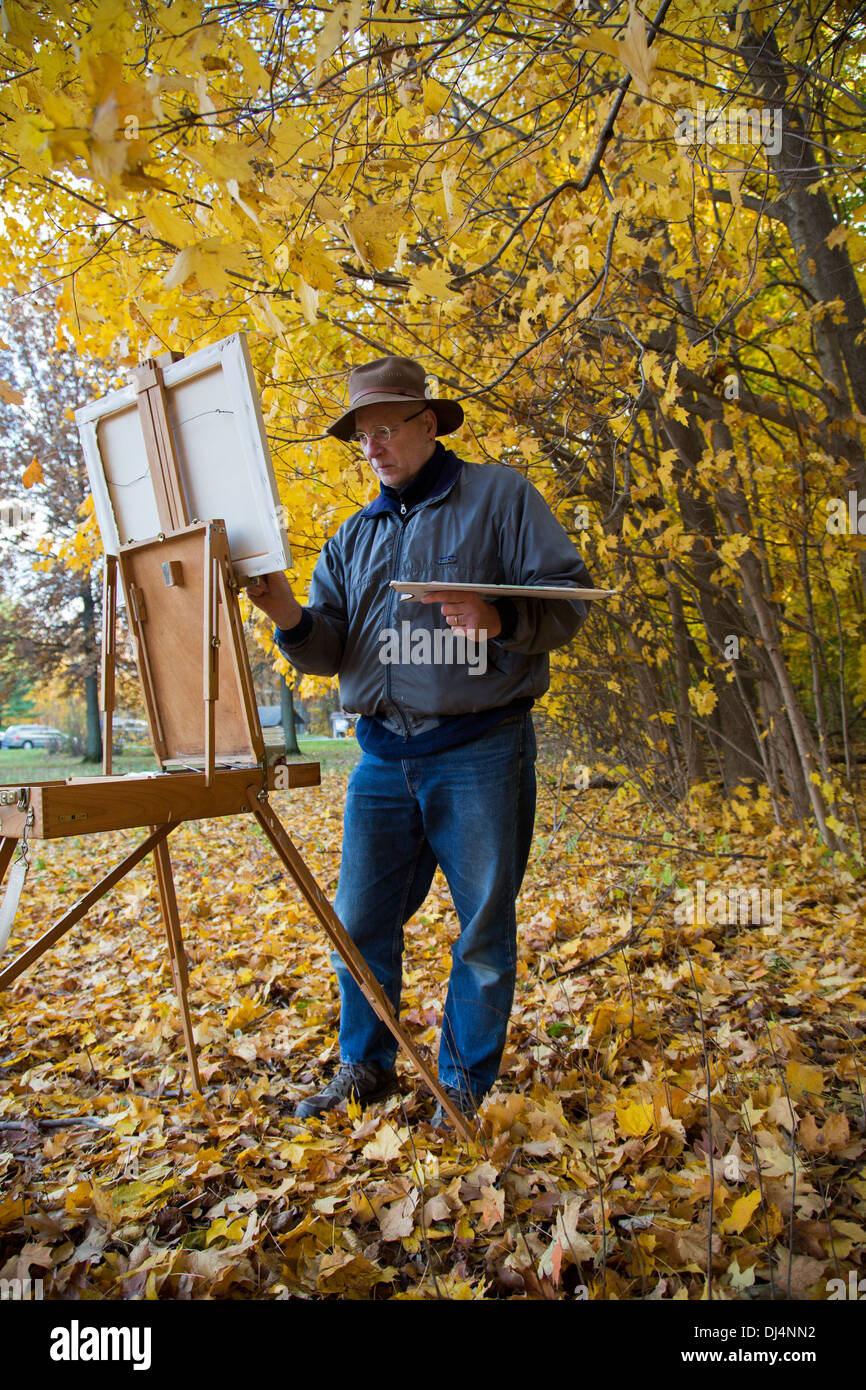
[{"xmin": 75, "ymin": 333, "xmax": 291, "ymax": 579}]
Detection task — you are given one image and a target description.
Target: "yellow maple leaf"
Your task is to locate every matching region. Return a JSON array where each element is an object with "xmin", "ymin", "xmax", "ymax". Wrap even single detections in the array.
[
  {"xmin": 424, "ymin": 78, "xmax": 451, "ymax": 114},
  {"xmin": 204, "ymin": 1215, "xmax": 247, "ymax": 1247},
  {"xmin": 22, "ymin": 456, "xmax": 44, "ymax": 488},
  {"xmin": 615, "ymin": 1097, "xmax": 655, "ymax": 1136},
  {"xmin": 162, "ymin": 238, "xmax": 246, "ymax": 295},
  {"xmin": 409, "ymin": 264, "xmax": 458, "ymax": 303},
  {"xmin": 0, "ymin": 379, "xmax": 24, "ymax": 406},
  {"xmin": 188, "ymin": 140, "xmax": 255, "ymax": 186},
  {"xmin": 786, "ymin": 1060, "xmax": 824, "ymax": 1097},
  {"xmin": 314, "ymin": 1, "xmax": 361, "ymax": 86},
  {"xmin": 346, "ymin": 203, "xmax": 403, "ymax": 272},
  {"xmin": 362, "ymin": 1124, "xmax": 406, "ymax": 1162},
  {"xmin": 296, "ymin": 279, "xmax": 319, "ymax": 326},
  {"xmin": 688, "ymin": 681, "xmax": 718, "ymax": 717},
  {"xmin": 235, "ymin": 36, "xmax": 272, "ymax": 93},
  {"xmin": 144, "ymin": 198, "xmax": 193, "ymax": 246},
  {"xmin": 573, "ymin": 3, "xmax": 657, "ymax": 97},
  {"xmin": 616, "ymin": 7, "xmax": 658, "ymax": 98},
  {"xmin": 721, "ymin": 1189, "xmax": 762, "ymax": 1234},
  {"xmin": 225, "ymin": 997, "xmax": 267, "ymax": 1032}
]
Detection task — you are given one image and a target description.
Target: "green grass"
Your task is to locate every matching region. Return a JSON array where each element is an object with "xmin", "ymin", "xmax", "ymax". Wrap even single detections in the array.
[
  {"xmin": 0, "ymin": 746, "xmax": 160, "ymax": 784},
  {"xmin": 0, "ymin": 734, "xmax": 361, "ymax": 786},
  {"xmin": 292, "ymin": 735, "xmax": 361, "ymax": 772}
]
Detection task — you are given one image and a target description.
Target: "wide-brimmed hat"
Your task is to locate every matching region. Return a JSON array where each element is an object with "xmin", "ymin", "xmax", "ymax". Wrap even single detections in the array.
[{"xmin": 327, "ymin": 355, "xmax": 464, "ymax": 441}]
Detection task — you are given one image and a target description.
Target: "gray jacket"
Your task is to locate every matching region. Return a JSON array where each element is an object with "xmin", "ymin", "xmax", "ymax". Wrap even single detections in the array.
[{"xmin": 277, "ymin": 450, "xmax": 592, "ymax": 736}]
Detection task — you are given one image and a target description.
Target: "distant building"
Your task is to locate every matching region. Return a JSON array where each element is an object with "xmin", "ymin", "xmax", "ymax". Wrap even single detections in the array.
[
  {"xmin": 257, "ymin": 703, "xmax": 306, "ymax": 742},
  {"xmin": 329, "ymin": 710, "xmax": 357, "ymax": 739},
  {"xmin": 258, "ymin": 704, "xmax": 306, "ymax": 728}
]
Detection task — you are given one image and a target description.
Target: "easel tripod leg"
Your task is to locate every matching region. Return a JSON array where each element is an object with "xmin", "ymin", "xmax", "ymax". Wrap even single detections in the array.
[
  {"xmin": 0, "ymin": 825, "xmax": 172, "ymax": 991},
  {"xmin": 0, "ymin": 836, "xmax": 23, "ymax": 957},
  {"xmin": 248, "ymin": 789, "xmax": 476, "ymax": 1142},
  {"xmin": 0, "ymin": 837, "xmax": 16, "ymax": 890},
  {"xmin": 151, "ymin": 831, "xmax": 201, "ymax": 1095}
]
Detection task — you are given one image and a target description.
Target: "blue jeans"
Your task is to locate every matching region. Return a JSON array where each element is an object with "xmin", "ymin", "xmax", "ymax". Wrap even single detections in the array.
[{"xmin": 332, "ymin": 711, "xmax": 537, "ymax": 1099}]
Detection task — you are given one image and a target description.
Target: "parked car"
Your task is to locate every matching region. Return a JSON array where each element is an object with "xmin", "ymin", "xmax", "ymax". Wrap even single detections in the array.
[
  {"xmin": 112, "ymin": 717, "xmax": 148, "ymax": 735},
  {"xmin": 1, "ymin": 723, "xmax": 68, "ymax": 752},
  {"xmin": 108, "ymin": 718, "xmax": 147, "ymax": 748}
]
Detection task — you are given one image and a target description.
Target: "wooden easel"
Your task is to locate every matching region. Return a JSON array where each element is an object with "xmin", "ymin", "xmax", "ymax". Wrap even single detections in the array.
[{"xmin": 0, "ymin": 352, "xmax": 474, "ymax": 1140}]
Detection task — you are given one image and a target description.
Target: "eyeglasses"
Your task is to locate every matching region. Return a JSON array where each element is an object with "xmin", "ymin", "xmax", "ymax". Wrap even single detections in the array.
[{"xmin": 349, "ymin": 404, "xmax": 430, "ymax": 449}]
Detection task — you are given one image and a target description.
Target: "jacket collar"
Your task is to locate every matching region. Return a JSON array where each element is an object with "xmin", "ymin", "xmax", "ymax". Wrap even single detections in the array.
[{"xmin": 360, "ymin": 443, "xmax": 464, "ymax": 517}]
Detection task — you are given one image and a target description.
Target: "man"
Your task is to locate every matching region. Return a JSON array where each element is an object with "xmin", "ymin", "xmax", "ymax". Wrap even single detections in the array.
[{"xmin": 246, "ymin": 356, "xmax": 592, "ymax": 1127}]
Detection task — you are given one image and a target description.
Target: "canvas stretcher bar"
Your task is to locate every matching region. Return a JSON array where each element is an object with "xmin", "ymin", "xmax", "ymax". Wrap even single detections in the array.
[{"xmin": 75, "ymin": 335, "xmax": 291, "ymax": 581}]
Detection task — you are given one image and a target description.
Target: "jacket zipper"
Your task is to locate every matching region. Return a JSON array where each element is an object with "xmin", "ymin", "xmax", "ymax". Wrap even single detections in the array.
[
  {"xmin": 379, "ymin": 465, "xmax": 463, "ymax": 740},
  {"xmin": 383, "ymin": 511, "xmax": 411, "ymax": 737}
]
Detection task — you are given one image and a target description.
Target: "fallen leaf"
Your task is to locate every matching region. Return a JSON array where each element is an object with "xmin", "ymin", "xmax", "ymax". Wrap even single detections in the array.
[
  {"xmin": 362, "ymin": 1124, "xmax": 407, "ymax": 1163},
  {"xmin": 22, "ymin": 456, "xmax": 43, "ymax": 487},
  {"xmin": 720, "ymin": 1189, "xmax": 762, "ymax": 1235}
]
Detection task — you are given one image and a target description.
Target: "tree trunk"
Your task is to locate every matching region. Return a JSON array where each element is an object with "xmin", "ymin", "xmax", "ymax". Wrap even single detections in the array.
[
  {"xmin": 656, "ymin": 412, "xmax": 764, "ymax": 789},
  {"xmin": 665, "ymin": 568, "xmax": 706, "ymax": 785},
  {"xmin": 280, "ymin": 675, "xmax": 300, "ymax": 755},
  {"xmin": 80, "ymin": 584, "xmax": 102, "ymax": 763},
  {"xmin": 83, "ymin": 673, "xmax": 102, "ymax": 762}
]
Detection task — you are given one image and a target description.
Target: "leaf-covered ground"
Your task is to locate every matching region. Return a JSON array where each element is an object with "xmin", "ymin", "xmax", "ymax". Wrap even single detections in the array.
[{"xmin": 1, "ymin": 749, "xmax": 864, "ymax": 1300}]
